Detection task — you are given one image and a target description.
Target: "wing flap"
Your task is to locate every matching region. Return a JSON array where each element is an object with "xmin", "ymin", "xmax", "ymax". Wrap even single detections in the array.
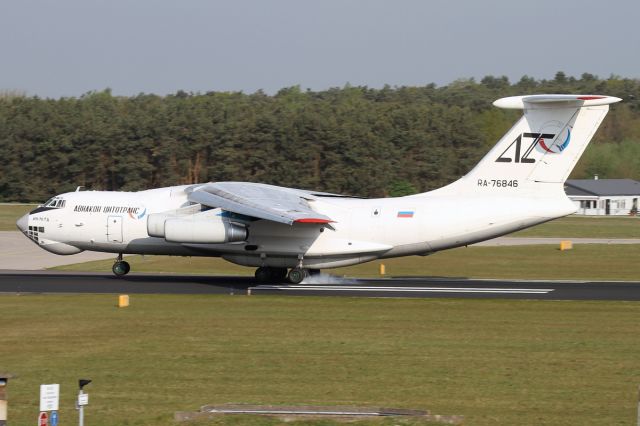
[{"xmin": 188, "ymin": 182, "xmax": 333, "ymax": 225}]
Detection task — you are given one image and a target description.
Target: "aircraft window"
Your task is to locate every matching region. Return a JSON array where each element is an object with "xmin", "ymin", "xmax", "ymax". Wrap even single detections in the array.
[
  {"xmin": 39, "ymin": 227, "xmax": 45, "ymax": 233},
  {"xmin": 43, "ymin": 197, "xmax": 66, "ymax": 208}
]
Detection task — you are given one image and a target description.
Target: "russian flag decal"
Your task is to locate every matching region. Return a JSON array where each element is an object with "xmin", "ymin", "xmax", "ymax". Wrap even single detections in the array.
[{"xmin": 397, "ymin": 211, "xmax": 414, "ymax": 218}]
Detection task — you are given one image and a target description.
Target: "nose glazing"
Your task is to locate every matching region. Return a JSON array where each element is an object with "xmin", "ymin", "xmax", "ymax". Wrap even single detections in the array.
[{"xmin": 16, "ymin": 213, "xmax": 29, "ymax": 233}]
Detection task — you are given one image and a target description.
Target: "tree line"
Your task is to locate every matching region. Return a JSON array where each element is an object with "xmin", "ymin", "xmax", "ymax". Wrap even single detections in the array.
[{"xmin": 1, "ymin": 72, "xmax": 639, "ymax": 202}]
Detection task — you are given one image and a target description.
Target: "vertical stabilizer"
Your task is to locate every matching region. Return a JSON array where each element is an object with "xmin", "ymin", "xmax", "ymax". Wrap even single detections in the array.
[{"xmin": 433, "ymin": 95, "xmax": 621, "ymax": 196}]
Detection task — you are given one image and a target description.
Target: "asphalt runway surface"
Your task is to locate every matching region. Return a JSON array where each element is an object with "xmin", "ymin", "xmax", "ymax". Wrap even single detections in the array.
[{"xmin": 1, "ymin": 270, "xmax": 640, "ymax": 301}]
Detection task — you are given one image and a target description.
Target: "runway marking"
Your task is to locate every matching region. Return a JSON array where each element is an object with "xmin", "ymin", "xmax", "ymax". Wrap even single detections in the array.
[
  {"xmin": 390, "ymin": 277, "xmax": 588, "ymax": 284},
  {"xmin": 252, "ymin": 285, "xmax": 555, "ymax": 294}
]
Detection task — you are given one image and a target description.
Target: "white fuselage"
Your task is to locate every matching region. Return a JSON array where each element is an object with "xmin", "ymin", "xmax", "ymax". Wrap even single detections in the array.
[{"xmin": 19, "ymin": 183, "xmax": 576, "ymax": 269}]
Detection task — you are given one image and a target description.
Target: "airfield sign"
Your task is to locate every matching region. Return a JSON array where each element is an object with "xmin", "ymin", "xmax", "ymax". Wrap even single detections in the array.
[
  {"xmin": 78, "ymin": 393, "xmax": 89, "ymax": 406},
  {"xmin": 38, "ymin": 411, "xmax": 48, "ymax": 426},
  {"xmin": 39, "ymin": 384, "xmax": 59, "ymax": 411}
]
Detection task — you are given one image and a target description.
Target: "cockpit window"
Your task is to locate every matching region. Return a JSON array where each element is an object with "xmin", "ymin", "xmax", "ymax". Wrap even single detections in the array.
[{"xmin": 43, "ymin": 197, "xmax": 66, "ymax": 208}]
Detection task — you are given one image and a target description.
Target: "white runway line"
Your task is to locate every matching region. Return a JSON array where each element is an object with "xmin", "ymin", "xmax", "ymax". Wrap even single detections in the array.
[
  {"xmin": 253, "ymin": 285, "xmax": 555, "ymax": 294},
  {"xmin": 392, "ymin": 277, "xmax": 588, "ymax": 284}
]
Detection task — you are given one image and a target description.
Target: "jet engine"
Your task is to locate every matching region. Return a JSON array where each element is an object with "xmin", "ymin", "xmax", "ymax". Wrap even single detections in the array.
[
  {"xmin": 147, "ymin": 204, "xmax": 202, "ymax": 238},
  {"xmin": 164, "ymin": 217, "xmax": 247, "ymax": 243},
  {"xmin": 147, "ymin": 208, "xmax": 247, "ymax": 244}
]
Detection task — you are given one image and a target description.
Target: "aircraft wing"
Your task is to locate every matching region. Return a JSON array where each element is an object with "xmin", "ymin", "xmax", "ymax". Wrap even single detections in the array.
[{"xmin": 188, "ymin": 182, "xmax": 334, "ymax": 226}]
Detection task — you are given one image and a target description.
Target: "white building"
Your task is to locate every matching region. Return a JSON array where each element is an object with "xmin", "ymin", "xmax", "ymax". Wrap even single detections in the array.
[{"xmin": 564, "ymin": 178, "xmax": 640, "ymax": 216}]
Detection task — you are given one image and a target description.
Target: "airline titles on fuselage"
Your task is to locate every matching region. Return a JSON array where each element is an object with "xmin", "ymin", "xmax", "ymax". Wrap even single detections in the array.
[{"xmin": 74, "ymin": 205, "xmax": 141, "ymax": 214}]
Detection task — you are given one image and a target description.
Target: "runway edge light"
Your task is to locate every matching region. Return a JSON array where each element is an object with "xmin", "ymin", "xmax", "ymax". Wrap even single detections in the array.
[{"xmin": 118, "ymin": 295, "xmax": 130, "ymax": 308}]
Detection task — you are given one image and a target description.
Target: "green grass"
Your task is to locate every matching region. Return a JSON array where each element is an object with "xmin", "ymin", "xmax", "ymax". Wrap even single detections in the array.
[
  {"xmin": 0, "ymin": 203, "xmax": 36, "ymax": 230},
  {"xmin": 512, "ymin": 215, "xmax": 640, "ymax": 238},
  {"xmin": 2, "ymin": 295, "xmax": 639, "ymax": 425},
  {"xmin": 54, "ymin": 244, "xmax": 640, "ymax": 281}
]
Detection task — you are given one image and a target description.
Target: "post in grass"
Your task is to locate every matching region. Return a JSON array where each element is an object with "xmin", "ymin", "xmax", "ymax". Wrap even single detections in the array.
[
  {"xmin": 379, "ymin": 263, "xmax": 386, "ymax": 275},
  {"xmin": 0, "ymin": 373, "xmax": 16, "ymax": 426},
  {"xmin": 118, "ymin": 295, "xmax": 129, "ymax": 308},
  {"xmin": 559, "ymin": 240, "xmax": 573, "ymax": 251}
]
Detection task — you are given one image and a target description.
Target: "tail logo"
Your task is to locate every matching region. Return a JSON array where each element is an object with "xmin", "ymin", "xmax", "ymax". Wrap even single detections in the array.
[
  {"xmin": 496, "ymin": 122, "xmax": 572, "ymax": 163},
  {"xmin": 538, "ymin": 125, "xmax": 571, "ymax": 154}
]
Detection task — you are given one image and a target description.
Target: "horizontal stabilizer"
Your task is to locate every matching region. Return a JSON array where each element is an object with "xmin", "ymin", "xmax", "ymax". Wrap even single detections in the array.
[{"xmin": 494, "ymin": 94, "xmax": 622, "ymax": 109}]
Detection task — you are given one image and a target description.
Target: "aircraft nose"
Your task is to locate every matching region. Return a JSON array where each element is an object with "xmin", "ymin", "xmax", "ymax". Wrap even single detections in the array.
[{"xmin": 16, "ymin": 213, "xmax": 29, "ymax": 233}]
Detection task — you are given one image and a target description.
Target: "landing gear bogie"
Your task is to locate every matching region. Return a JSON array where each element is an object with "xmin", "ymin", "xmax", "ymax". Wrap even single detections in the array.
[
  {"xmin": 254, "ymin": 266, "xmax": 320, "ymax": 284},
  {"xmin": 254, "ymin": 266, "xmax": 288, "ymax": 283},
  {"xmin": 287, "ymin": 268, "xmax": 308, "ymax": 284}
]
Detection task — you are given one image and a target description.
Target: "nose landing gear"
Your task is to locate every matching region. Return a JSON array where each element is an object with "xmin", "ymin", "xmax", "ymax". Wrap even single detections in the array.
[{"xmin": 112, "ymin": 253, "xmax": 130, "ymax": 277}]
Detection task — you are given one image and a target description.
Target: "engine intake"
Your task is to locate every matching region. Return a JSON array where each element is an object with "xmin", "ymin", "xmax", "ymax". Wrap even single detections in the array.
[{"xmin": 147, "ymin": 204, "xmax": 202, "ymax": 238}]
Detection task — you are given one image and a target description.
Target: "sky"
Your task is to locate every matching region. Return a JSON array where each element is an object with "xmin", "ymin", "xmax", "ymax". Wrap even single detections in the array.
[{"xmin": 2, "ymin": 0, "xmax": 639, "ymax": 98}]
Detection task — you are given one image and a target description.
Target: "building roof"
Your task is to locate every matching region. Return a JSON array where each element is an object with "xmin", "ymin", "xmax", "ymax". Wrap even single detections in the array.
[{"xmin": 565, "ymin": 179, "xmax": 640, "ymax": 196}]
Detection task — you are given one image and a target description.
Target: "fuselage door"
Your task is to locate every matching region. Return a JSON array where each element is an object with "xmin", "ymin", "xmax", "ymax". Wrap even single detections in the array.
[{"xmin": 107, "ymin": 216, "xmax": 123, "ymax": 243}]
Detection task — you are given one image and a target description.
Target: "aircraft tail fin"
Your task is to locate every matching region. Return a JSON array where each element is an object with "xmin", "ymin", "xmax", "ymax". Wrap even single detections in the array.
[{"xmin": 433, "ymin": 94, "xmax": 621, "ymax": 196}]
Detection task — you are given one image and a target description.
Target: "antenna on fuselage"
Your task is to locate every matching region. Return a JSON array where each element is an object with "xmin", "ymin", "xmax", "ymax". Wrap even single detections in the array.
[{"xmin": 75, "ymin": 186, "xmax": 85, "ymax": 192}]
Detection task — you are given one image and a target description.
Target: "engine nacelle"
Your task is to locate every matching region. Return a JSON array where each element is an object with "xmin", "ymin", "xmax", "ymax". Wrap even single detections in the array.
[
  {"xmin": 147, "ymin": 204, "xmax": 202, "ymax": 238},
  {"xmin": 147, "ymin": 214, "xmax": 168, "ymax": 238},
  {"xmin": 164, "ymin": 218, "xmax": 247, "ymax": 244}
]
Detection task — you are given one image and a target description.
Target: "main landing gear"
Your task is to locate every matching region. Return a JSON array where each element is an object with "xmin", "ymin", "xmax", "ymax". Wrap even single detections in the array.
[
  {"xmin": 112, "ymin": 253, "xmax": 130, "ymax": 277},
  {"xmin": 254, "ymin": 266, "xmax": 288, "ymax": 283},
  {"xmin": 254, "ymin": 267, "xmax": 321, "ymax": 284}
]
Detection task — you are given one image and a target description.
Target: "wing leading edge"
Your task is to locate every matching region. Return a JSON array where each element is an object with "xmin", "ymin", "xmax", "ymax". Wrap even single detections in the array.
[{"xmin": 188, "ymin": 182, "xmax": 333, "ymax": 226}]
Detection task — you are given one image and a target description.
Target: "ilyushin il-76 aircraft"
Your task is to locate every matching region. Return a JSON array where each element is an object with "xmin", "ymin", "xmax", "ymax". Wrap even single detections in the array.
[{"xmin": 17, "ymin": 94, "xmax": 620, "ymax": 283}]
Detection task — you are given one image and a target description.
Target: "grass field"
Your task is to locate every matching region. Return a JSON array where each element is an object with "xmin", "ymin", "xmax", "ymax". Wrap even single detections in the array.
[
  {"xmin": 0, "ymin": 203, "xmax": 35, "ymax": 231},
  {"xmin": 511, "ymin": 215, "xmax": 640, "ymax": 238},
  {"xmin": 2, "ymin": 294, "xmax": 639, "ymax": 425},
  {"xmin": 54, "ymin": 244, "xmax": 640, "ymax": 281},
  {"xmin": 4, "ymin": 204, "xmax": 640, "ymax": 425}
]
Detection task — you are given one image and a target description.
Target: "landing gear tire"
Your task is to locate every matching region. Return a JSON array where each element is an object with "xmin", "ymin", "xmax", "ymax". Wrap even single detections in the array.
[
  {"xmin": 112, "ymin": 260, "xmax": 130, "ymax": 277},
  {"xmin": 271, "ymin": 267, "xmax": 288, "ymax": 283},
  {"xmin": 255, "ymin": 267, "xmax": 288, "ymax": 283},
  {"xmin": 255, "ymin": 267, "xmax": 271, "ymax": 283},
  {"xmin": 287, "ymin": 268, "xmax": 307, "ymax": 284}
]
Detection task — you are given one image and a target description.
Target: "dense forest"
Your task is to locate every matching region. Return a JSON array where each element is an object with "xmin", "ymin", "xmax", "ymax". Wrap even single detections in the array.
[{"xmin": 1, "ymin": 72, "xmax": 639, "ymax": 202}]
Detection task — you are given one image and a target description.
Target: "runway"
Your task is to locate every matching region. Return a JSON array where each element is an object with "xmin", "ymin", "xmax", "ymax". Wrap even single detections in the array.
[{"xmin": 1, "ymin": 270, "xmax": 640, "ymax": 300}]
